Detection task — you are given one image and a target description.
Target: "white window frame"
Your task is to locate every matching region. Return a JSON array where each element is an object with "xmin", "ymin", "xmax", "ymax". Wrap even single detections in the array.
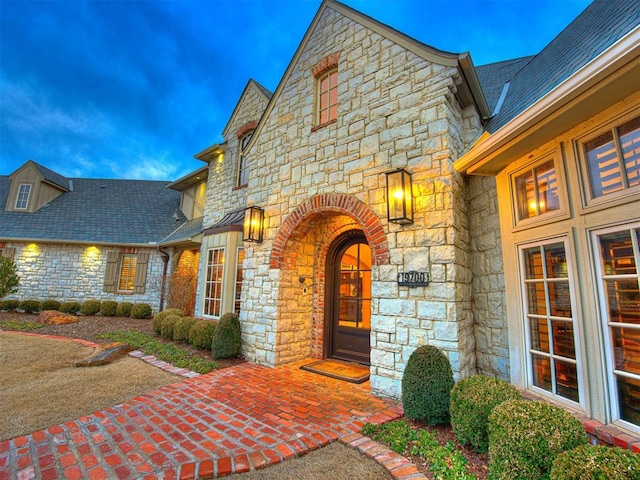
[
  {"xmin": 591, "ymin": 221, "xmax": 640, "ymax": 433},
  {"xmin": 118, "ymin": 254, "xmax": 137, "ymax": 292},
  {"xmin": 204, "ymin": 247, "xmax": 225, "ymax": 318},
  {"xmin": 234, "ymin": 246, "xmax": 244, "ymax": 315},
  {"xmin": 518, "ymin": 236, "xmax": 585, "ymax": 409},
  {"xmin": 15, "ymin": 183, "xmax": 31, "ymax": 210}
]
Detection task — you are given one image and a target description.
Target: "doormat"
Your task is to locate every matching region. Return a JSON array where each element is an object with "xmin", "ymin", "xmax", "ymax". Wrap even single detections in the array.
[{"xmin": 300, "ymin": 359, "xmax": 370, "ymax": 384}]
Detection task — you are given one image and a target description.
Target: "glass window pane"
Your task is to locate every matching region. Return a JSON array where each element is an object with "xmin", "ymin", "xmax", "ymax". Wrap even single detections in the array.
[
  {"xmin": 549, "ymin": 282, "xmax": 572, "ymax": 317},
  {"xmin": 329, "ymin": 87, "xmax": 338, "ymax": 105},
  {"xmin": 532, "ymin": 354, "xmax": 552, "ymax": 392},
  {"xmin": 524, "ymin": 248, "xmax": 543, "ymax": 279},
  {"xmin": 605, "ymin": 279, "xmax": 640, "ymax": 324},
  {"xmin": 515, "ymin": 170, "xmax": 536, "ymax": 219},
  {"xmin": 529, "ymin": 317, "xmax": 549, "ymax": 352},
  {"xmin": 527, "ymin": 283, "xmax": 547, "ymax": 315},
  {"xmin": 611, "ymin": 327, "xmax": 640, "ymax": 374},
  {"xmin": 586, "ymin": 130, "xmax": 622, "ymax": 197},
  {"xmin": 329, "ymin": 105, "xmax": 337, "ymax": 122},
  {"xmin": 552, "ymin": 320, "xmax": 575, "ymax": 358},
  {"xmin": 617, "ymin": 375, "xmax": 640, "ymax": 426},
  {"xmin": 536, "ymin": 161, "xmax": 560, "ymax": 214},
  {"xmin": 619, "ymin": 116, "xmax": 640, "ymax": 188},
  {"xmin": 555, "ymin": 361, "xmax": 579, "ymax": 402},
  {"xmin": 320, "ymin": 76, "xmax": 329, "ymax": 91},
  {"xmin": 600, "ymin": 230, "xmax": 635, "ymax": 275},
  {"xmin": 545, "ymin": 243, "xmax": 568, "ymax": 278}
]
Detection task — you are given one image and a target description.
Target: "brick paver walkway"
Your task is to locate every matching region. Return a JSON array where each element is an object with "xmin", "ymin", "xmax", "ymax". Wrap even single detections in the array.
[{"xmin": 0, "ymin": 357, "xmax": 405, "ymax": 479}]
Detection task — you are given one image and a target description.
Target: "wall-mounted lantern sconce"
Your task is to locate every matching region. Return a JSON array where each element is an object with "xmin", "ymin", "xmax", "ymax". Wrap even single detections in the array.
[
  {"xmin": 243, "ymin": 205, "xmax": 264, "ymax": 242},
  {"xmin": 386, "ymin": 168, "xmax": 413, "ymax": 224}
]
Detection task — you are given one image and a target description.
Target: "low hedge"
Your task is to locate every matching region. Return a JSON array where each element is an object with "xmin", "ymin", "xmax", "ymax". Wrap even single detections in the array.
[
  {"xmin": 80, "ymin": 299, "xmax": 101, "ymax": 316},
  {"xmin": 173, "ymin": 317, "xmax": 197, "ymax": 343},
  {"xmin": 40, "ymin": 299, "xmax": 61, "ymax": 311},
  {"xmin": 152, "ymin": 308, "xmax": 185, "ymax": 334},
  {"xmin": 59, "ymin": 302, "xmax": 81, "ymax": 314},
  {"xmin": 130, "ymin": 303, "xmax": 152, "ymax": 319},
  {"xmin": 488, "ymin": 399, "xmax": 587, "ymax": 479},
  {"xmin": 116, "ymin": 302, "xmax": 133, "ymax": 317},
  {"xmin": 19, "ymin": 299, "xmax": 41, "ymax": 314},
  {"xmin": 160, "ymin": 315, "xmax": 181, "ymax": 340},
  {"xmin": 0, "ymin": 300, "xmax": 20, "ymax": 311},
  {"xmin": 550, "ymin": 444, "xmax": 640, "ymax": 479},
  {"xmin": 189, "ymin": 320, "xmax": 217, "ymax": 350},
  {"xmin": 450, "ymin": 374, "xmax": 521, "ymax": 453},
  {"xmin": 100, "ymin": 300, "xmax": 118, "ymax": 317}
]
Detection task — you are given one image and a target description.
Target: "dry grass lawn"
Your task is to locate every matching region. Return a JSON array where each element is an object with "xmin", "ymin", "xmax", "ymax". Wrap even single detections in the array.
[{"xmin": 0, "ymin": 332, "xmax": 177, "ymax": 440}]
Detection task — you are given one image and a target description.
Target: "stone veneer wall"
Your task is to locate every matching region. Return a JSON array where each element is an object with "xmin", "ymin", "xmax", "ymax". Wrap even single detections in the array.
[
  {"xmin": 237, "ymin": 6, "xmax": 485, "ymax": 398},
  {"xmin": 466, "ymin": 176, "xmax": 509, "ymax": 380},
  {"xmin": 3, "ymin": 242, "xmax": 165, "ymax": 311}
]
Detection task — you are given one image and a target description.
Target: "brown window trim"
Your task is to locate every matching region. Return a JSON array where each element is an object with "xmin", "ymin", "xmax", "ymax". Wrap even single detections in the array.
[
  {"xmin": 233, "ymin": 184, "xmax": 248, "ymax": 191},
  {"xmin": 311, "ymin": 118, "xmax": 337, "ymax": 132}
]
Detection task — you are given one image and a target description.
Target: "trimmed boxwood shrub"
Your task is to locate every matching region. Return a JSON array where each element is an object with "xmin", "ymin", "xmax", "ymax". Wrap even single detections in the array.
[
  {"xmin": 450, "ymin": 374, "xmax": 521, "ymax": 453},
  {"xmin": 173, "ymin": 317, "xmax": 197, "ymax": 343},
  {"xmin": 189, "ymin": 320, "xmax": 217, "ymax": 350},
  {"xmin": 130, "ymin": 303, "xmax": 152, "ymax": 319},
  {"xmin": 99, "ymin": 300, "xmax": 118, "ymax": 317},
  {"xmin": 40, "ymin": 299, "xmax": 62, "ymax": 311},
  {"xmin": 211, "ymin": 312, "xmax": 242, "ymax": 360},
  {"xmin": 80, "ymin": 299, "xmax": 101, "ymax": 315},
  {"xmin": 550, "ymin": 444, "xmax": 640, "ymax": 480},
  {"xmin": 19, "ymin": 299, "xmax": 41, "ymax": 313},
  {"xmin": 488, "ymin": 399, "xmax": 587, "ymax": 480},
  {"xmin": 160, "ymin": 315, "xmax": 181, "ymax": 340},
  {"xmin": 2, "ymin": 299, "xmax": 20, "ymax": 312},
  {"xmin": 401, "ymin": 345, "xmax": 454, "ymax": 425},
  {"xmin": 116, "ymin": 302, "xmax": 133, "ymax": 317},
  {"xmin": 152, "ymin": 308, "xmax": 185, "ymax": 334},
  {"xmin": 59, "ymin": 301, "xmax": 81, "ymax": 314}
]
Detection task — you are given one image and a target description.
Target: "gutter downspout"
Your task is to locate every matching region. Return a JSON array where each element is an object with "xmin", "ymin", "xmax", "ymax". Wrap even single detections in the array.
[{"xmin": 158, "ymin": 246, "xmax": 170, "ymax": 312}]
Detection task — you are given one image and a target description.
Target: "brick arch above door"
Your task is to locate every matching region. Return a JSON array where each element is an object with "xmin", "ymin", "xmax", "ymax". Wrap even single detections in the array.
[{"xmin": 269, "ymin": 193, "xmax": 389, "ymax": 269}]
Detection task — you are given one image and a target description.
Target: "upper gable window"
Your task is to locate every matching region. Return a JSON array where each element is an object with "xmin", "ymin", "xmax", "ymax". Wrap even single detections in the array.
[
  {"xmin": 311, "ymin": 52, "xmax": 341, "ymax": 128},
  {"xmin": 583, "ymin": 115, "xmax": 640, "ymax": 199},
  {"xmin": 512, "ymin": 157, "xmax": 561, "ymax": 223},
  {"xmin": 238, "ymin": 131, "xmax": 252, "ymax": 187},
  {"xmin": 15, "ymin": 184, "xmax": 31, "ymax": 209}
]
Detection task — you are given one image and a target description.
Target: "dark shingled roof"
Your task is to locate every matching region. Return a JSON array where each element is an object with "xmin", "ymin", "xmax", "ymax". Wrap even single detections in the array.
[
  {"xmin": 475, "ymin": 56, "xmax": 534, "ymax": 115},
  {"xmin": 31, "ymin": 161, "xmax": 72, "ymax": 192},
  {"xmin": 159, "ymin": 217, "xmax": 204, "ymax": 245},
  {"xmin": 0, "ymin": 175, "xmax": 187, "ymax": 245},
  {"xmin": 485, "ymin": 0, "xmax": 640, "ymax": 132}
]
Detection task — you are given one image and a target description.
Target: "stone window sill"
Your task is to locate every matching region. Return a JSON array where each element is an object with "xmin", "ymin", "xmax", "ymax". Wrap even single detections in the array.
[{"xmin": 311, "ymin": 118, "xmax": 336, "ymax": 132}]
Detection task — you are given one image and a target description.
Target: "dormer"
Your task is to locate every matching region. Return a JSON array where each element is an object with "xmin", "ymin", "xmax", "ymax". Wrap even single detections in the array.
[
  {"xmin": 166, "ymin": 166, "xmax": 209, "ymax": 220},
  {"xmin": 5, "ymin": 160, "xmax": 71, "ymax": 213}
]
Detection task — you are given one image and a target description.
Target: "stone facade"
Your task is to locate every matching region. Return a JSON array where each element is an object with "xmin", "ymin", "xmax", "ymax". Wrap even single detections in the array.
[
  {"xmin": 212, "ymin": 5, "xmax": 492, "ymax": 398},
  {"xmin": 3, "ymin": 242, "xmax": 165, "ymax": 311}
]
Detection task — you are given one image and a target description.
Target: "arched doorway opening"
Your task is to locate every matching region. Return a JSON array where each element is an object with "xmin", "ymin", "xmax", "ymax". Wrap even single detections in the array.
[{"xmin": 325, "ymin": 231, "xmax": 371, "ymax": 364}]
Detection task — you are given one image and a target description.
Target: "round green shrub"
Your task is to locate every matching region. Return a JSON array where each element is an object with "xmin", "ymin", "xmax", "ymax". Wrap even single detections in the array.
[
  {"xmin": 2, "ymin": 299, "xmax": 20, "ymax": 312},
  {"xmin": 401, "ymin": 345, "xmax": 454, "ymax": 425},
  {"xmin": 19, "ymin": 299, "xmax": 41, "ymax": 313},
  {"xmin": 115, "ymin": 302, "xmax": 133, "ymax": 317},
  {"xmin": 488, "ymin": 399, "xmax": 588, "ymax": 480},
  {"xmin": 130, "ymin": 303, "xmax": 152, "ymax": 319},
  {"xmin": 40, "ymin": 299, "xmax": 61, "ymax": 311},
  {"xmin": 99, "ymin": 300, "xmax": 118, "ymax": 317},
  {"xmin": 450, "ymin": 374, "xmax": 521, "ymax": 453},
  {"xmin": 152, "ymin": 308, "xmax": 185, "ymax": 334},
  {"xmin": 211, "ymin": 312, "xmax": 242, "ymax": 360},
  {"xmin": 160, "ymin": 315, "xmax": 181, "ymax": 339},
  {"xmin": 80, "ymin": 299, "xmax": 101, "ymax": 315},
  {"xmin": 0, "ymin": 300, "xmax": 6, "ymax": 311},
  {"xmin": 550, "ymin": 444, "xmax": 640, "ymax": 480},
  {"xmin": 173, "ymin": 317, "xmax": 197, "ymax": 343},
  {"xmin": 189, "ymin": 320, "xmax": 217, "ymax": 350},
  {"xmin": 59, "ymin": 301, "xmax": 81, "ymax": 314}
]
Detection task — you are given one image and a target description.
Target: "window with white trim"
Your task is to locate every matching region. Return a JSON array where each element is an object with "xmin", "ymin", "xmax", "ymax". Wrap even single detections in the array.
[
  {"xmin": 204, "ymin": 248, "xmax": 225, "ymax": 317},
  {"xmin": 238, "ymin": 132, "xmax": 252, "ymax": 187},
  {"xmin": 234, "ymin": 247, "xmax": 244, "ymax": 315},
  {"xmin": 15, "ymin": 184, "xmax": 31, "ymax": 209},
  {"xmin": 520, "ymin": 239, "xmax": 581, "ymax": 403},
  {"xmin": 317, "ymin": 69, "xmax": 338, "ymax": 126},
  {"xmin": 583, "ymin": 115, "xmax": 640, "ymax": 199},
  {"xmin": 594, "ymin": 224, "xmax": 640, "ymax": 427},
  {"xmin": 513, "ymin": 159, "xmax": 561, "ymax": 222}
]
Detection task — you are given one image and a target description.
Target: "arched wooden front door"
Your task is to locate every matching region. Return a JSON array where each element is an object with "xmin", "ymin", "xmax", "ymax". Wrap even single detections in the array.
[{"xmin": 325, "ymin": 232, "xmax": 371, "ymax": 364}]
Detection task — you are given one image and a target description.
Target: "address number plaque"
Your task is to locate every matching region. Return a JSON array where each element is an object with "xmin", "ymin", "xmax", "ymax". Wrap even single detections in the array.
[{"xmin": 397, "ymin": 271, "xmax": 429, "ymax": 287}]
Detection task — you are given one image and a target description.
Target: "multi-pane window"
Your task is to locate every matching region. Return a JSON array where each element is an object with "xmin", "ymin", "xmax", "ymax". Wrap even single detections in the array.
[
  {"xmin": 521, "ymin": 241, "xmax": 580, "ymax": 402},
  {"xmin": 234, "ymin": 247, "xmax": 244, "ymax": 315},
  {"xmin": 317, "ymin": 69, "xmax": 338, "ymax": 125},
  {"xmin": 585, "ymin": 115, "xmax": 640, "ymax": 198},
  {"xmin": 595, "ymin": 226, "xmax": 640, "ymax": 427},
  {"xmin": 514, "ymin": 159, "xmax": 560, "ymax": 221},
  {"xmin": 15, "ymin": 184, "xmax": 31, "ymax": 209},
  {"xmin": 118, "ymin": 254, "xmax": 137, "ymax": 291},
  {"xmin": 238, "ymin": 132, "xmax": 252, "ymax": 187},
  {"xmin": 204, "ymin": 248, "xmax": 224, "ymax": 317}
]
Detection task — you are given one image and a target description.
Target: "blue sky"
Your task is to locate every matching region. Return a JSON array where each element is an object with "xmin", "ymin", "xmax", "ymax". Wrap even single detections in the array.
[{"xmin": 1, "ymin": 0, "xmax": 592, "ymax": 180}]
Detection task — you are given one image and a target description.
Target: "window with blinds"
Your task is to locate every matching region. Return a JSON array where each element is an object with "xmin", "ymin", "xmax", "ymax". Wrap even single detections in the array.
[
  {"xmin": 585, "ymin": 116, "xmax": 640, "ymax": 199},
  {"xmin": 118, "ymin": 254, "xmax": 137, "ymax": 291},
  {"xmin": 514, "ymin": 159, "xmax": 560, "ymax": 221}
]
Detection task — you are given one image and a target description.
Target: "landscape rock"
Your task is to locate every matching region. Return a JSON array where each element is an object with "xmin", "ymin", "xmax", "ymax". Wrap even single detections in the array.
[
  {"xmin": 75, "ymin": 342, "xmax": 133, "ymax": 367},
  {"xmin": 38, "ymin": 310, "xmax": 78, "ymax": 325}
]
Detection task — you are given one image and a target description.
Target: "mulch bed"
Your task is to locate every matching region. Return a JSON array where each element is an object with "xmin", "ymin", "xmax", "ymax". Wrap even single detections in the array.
[{"xmin": 0, "ymin": 312, "xmax": 245, "ymax": 369}]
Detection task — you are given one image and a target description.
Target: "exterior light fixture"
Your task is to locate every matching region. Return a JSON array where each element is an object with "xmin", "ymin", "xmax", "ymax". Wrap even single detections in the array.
[
  {"xmin": 386, "ymin": 168, "xmax": 413, "ymax": 224},
  {"xmin": 243, "ymin": 205, "xmax": 264, "ymax": 243}
]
